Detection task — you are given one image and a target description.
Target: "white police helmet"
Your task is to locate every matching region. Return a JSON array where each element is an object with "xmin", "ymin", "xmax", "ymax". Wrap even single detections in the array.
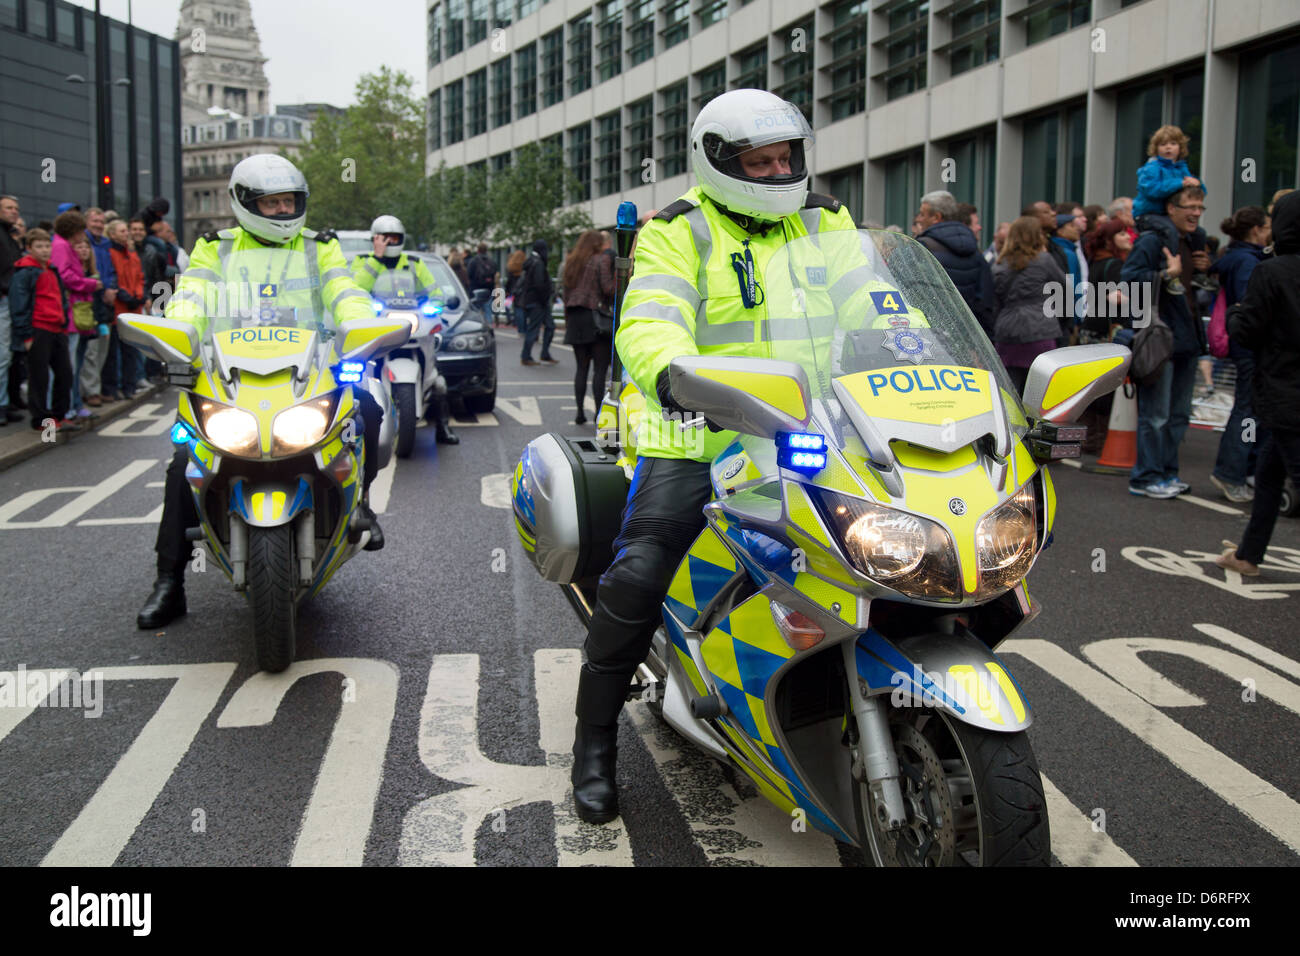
[
  {"xmin": 228, "ymin": 154, "xmax": 309, "ymax": 244},
  {"xmin": 690, "ymin": 89, "xmax": 814, "ymax": 222},
  {"xmin": 370, "ymin": 215, "xmax": 406, "ymax": 258}
]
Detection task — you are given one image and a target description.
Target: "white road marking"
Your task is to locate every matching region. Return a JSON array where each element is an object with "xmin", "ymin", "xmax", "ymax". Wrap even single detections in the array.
[
  {"xmin": 537, "ymin": 650, "xmax": 634, "ymax": 867},
  {"xmin": 1194, "ymin": 623, "xmax": 1300, "ymax": 680},
  {"xmin": 98, "ymin": 402, "xmax": 174, "ymax": 437},
  {"xmin": 1040, "ymin": 773, "xmax": 1138, "ymax": 866},
  {"xmin": 1082, "ymin": 637, "xmax": 1300, "ymax": 715},
  {"xmin": 1122, "ymin": 544, "xmax": 1300, "ymax": 599},
  {"xmin": 560, "ymin": 398, "xmax": 599, "ymax": 413},
  {"xmin": 496, "ymin": 381, "xmax": 574, "ymax": 387},
  {"xmin": 78, "ymin": 504, "xmax": 165, "ymax": 526},
  {"xmin": 451, "ymin": 412, "xmax": 499, "ymax": 427},
  {"xmin": 1058, "ymin": 459, "xmax": 1082, "ymax": 469},
  {"xmin": 216, "ymin": 658, "xmax": 399, "ymax": 867},
  {"xmin": 0, "ymin": 459, "xmax": 158, "ymax": 529},
  {"xmin": 0, "ymin": 669, "xmax": 85, "ymax": 745},
  {"xmin": 494, "ymin": 396, "xmax": 542, "ymax": 425},
  {"xmin": 40, "ymin": 663, "xmax": 238, "ymax": 867},
  {"xmin": 625, "ymin": 704, "xmax": 842, "ymax": 866},
  {"xmin": 146, "ymin": 481, "xmax": 165, "ymax": 488},
  {"xmin": 1178, "ymin": 494, "xmax": 1243, "ymax": 515},
  {"xmin": 370, "ymin": 454, "xmax": 397, "ymax": 514},
  {"xmin": 479, "ymin": 473, "xmax": 512, "ymax": 509},
  {"xmin": 1003, "ymin": 638, "xmax": 1300, "ymax": 853}
]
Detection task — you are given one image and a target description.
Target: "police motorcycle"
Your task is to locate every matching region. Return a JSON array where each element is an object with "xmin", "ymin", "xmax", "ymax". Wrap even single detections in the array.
[
  {"xmin": 366, "ymin": 268, "xmax": 456, "ymax": 458},
  {"xmin": 120, "ymin": 301, "xmax": 411, "ymax": 672},
  {"xmin": 514, "ymin": 225, "xmax": 1130, "ymax": 865}
]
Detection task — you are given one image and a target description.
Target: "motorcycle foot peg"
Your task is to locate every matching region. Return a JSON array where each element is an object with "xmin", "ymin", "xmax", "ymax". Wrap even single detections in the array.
[
  {"xmin": 347, "ymin": 509, "xmax": 372, "ymax": 543},
  {"xmin": 184, "ymin": 526, "xmax": 205, "ymax": 542},
  {"xmin": 689, "ymin": 691, "xmax": 727, "ymax": 719}
]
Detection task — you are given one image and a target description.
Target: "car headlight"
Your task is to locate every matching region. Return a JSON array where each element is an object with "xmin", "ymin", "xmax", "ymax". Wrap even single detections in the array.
[
  {"xmin": 195, "ymin": 400, "xmax": 259, "ymax": 457},
  {"xmin": 975, "ymin": 485, "xmax": 1037, "ymax": 595},
  {"xmin": 272, "ymin": 396, "xmax": 336, "ymax": 455},
  {"xmin": 450, "ymin": 332, "xmax": 489, "ymax": 351},
  {"xmin": 811, "ymin": 489, "xmax": 960, "ymax": 600}
]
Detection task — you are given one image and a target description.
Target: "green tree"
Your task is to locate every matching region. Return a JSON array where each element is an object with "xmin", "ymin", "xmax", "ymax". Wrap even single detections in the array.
[
  {"xmin": 486, "ymin": 143, "xmax": 593, "ymax": 254},
  {"xmin": 294, "ymin": 67, "xmax": 426, "ymax": 234}
]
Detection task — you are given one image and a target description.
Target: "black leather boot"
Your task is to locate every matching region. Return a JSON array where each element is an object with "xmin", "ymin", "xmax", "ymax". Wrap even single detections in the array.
[
  {"xmin": 137, "ymin": 575, "xmax": 186, "ymax": 629},
  {"xmin": 572, "ymin": 665, "xmax": 633, "ymax": 824},
  {"xmin": 435, "ymin": 396, "xmax": 460, "ymax": 444},
  {"xmin": 360, "ymin": 502, "xmax": 385, "ymax": 551}
]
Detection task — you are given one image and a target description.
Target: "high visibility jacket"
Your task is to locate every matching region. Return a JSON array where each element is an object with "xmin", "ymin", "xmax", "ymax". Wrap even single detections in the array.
[
  {"xmin": 350, "ymin": 252, "xmax": 450, "ymax": 301},
  {"xmin": 618, "ymin": 186, "xmax": 879, "ymax": 462},
  {"xmin": 166, "ymin": 227, "xmax": 373, "ymax": 337}
]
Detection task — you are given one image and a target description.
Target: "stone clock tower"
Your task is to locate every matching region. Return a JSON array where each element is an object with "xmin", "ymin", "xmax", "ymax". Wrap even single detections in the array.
[{"xmin": 176, "ymin": 0, "xmax": 269, "ymax": 126}]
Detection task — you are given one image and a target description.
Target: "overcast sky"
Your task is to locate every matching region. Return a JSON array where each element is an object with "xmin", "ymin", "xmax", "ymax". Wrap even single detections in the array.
[{"xmin": 69, "ymin": 0, "xmax": 428, "ymax": 109}]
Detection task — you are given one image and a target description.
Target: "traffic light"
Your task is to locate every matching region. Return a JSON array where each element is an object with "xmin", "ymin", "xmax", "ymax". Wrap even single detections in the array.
[{"xmin": 102, "ymin": 175, "xmax": 111, "ymax": 186}]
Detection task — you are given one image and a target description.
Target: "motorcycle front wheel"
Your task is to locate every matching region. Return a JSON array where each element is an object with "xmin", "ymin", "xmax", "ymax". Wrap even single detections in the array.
[
  {"xmin": 393, "ymin": 383, "xmax": 417, "ymax": 459},
  {"xmin": 857, "ymin": 709, "xmax": 1050, "ymax": 867},
  {"xmin": 248, "ymin": 524, "xmax": 297, "ymax": 673}
]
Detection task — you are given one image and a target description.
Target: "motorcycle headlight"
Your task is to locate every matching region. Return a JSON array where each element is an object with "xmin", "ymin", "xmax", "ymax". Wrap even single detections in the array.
[
  {"xmin": 975, "ymin": 485, "xmax": 1037, "ymax": 595},
  {"xmin": 272, "ymin": 396, "xmax": 336, "ymax": 456},
  {"xmin": 812, "ymin": 489, "xmax": 960, "ymax": 601},
  {"xmin": 451, "ymin": 332, "xmax": 488, "ymax": 351},
  {"xmin": 196, "ymin": 400, "xmax": 260, "ymax": 457}
]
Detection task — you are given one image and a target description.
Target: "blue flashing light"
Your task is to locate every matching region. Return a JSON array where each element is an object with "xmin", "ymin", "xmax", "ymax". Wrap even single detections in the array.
[
  {"xmin": 616, "ymin": 201, "xmax": 637, "ymax": 230},
  {"xmin": 170, "ymin": 421, "xmax": 192, "ymax": 444},
  {"xmin": 421, "ymin": 301, "xmax": 443, "ymax": 317},
  {"xmin": 776, "ymin": 431, "xmax": 827, "ymax": 474},
  {"xmin": 776, "ymin": 431, "xmax": 826, "ymax": 452},
  {"xmin": 336, "ymin": 360, "xmax": 365, "ymax": 384},
  {"xmin": 371, "ymin": 299, "xmax": 385, "ymax": 314}
]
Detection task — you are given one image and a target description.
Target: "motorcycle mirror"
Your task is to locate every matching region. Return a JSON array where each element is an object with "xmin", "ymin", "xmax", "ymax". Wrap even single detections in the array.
[
  {"xmin": 444, "ymin": 295, "xmax": 461, "ymax": 311},
  {"xmin": 336, "ymin": 316, "xmax": 414, "ymax": 364},
  {"xmin": 1022, "ymin": 343, "xmax": 1131, "ymax": 423},
  {"xmin": 668, "ymin": 355, "xmax": 812, "ymax": 438},
  {"xmin": 118, "ymin": 312, "xmax": 200, "ymax": 364}
]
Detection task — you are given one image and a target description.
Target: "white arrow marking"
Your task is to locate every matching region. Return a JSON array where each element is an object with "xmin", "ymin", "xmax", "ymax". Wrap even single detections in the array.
[
  {"xmin": 0, "ymin": 459, "xmax": 157, "ymax": 528},
  {"xmin": 494, "ymin": 396, "xmax": 542, "ymax": 425},
  {"xmin": 479, "ymin": 473, "xmax": 512, "ymax": 509},
  {"xmin": 99, "ymin": 402, "xmax": 174, "ymax": 437},
  {"xmin": 1039, "ymin": 773, "xmax": 1138, "ymax": 866}
]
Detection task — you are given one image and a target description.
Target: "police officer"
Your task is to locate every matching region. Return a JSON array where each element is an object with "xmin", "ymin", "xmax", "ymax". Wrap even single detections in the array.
[
  {"xmin": 571, "ymin": 90, "xmax": 859, "ymax": 824},
  {"xmin": 136, "ymin": 155, "xmax": 386, "ymax": 630},
  {"xmin": 351, "ymin": 216, "xmax": 459, "ymax": 445}
]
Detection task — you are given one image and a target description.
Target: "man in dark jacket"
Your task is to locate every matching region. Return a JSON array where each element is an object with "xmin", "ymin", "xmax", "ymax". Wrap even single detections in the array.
[
  {"xmin": 465, "ymin": 242, "xmax": 498, "ymax": 296},
  {"xmin": 915, "ymin": 190, "xmax": 995, "ymax": 337},
  {"xmin": 518, "ymin": 238, "xmax": 556, "ymax": 366},
  {"xmin": 1119, "ymin": 184, "xmax": 1210, "ymax": 499},
  {"xmin": 1216, "ymin": 190, "xmax": 1300, "ymax": 576},
  {"xmin": 0, "ymin": 194, "xmax": 25, "ymax": 424}
]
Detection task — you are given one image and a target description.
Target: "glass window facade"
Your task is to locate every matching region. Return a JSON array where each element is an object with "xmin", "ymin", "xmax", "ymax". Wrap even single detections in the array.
[
  {"xmin": 596, "ymin": 0, "xmax": 623, "ymax": 83},
  {"xmin": 428, "ymin": 4, "xmax": 442, "ymax": 66},
  {"xmin": 1234, "ymin": 37, "xmax": 1300, "ymax": 210},
  {"xmin": 1113, "ymin": 79, "xmax": 1162, "ymax": 199},
  {"xmin": 627, "ymin": 0, "xmax": 655, "ymax": 66},
  {"xmin": 595, "ymin": 110, "xmax": 621, "ymax": 197},
  {"xmin": 694, "ymin": 60, "xmax": 726, "ymax": 111},
  {"xmin": 1025, "ymin": 0, "xmax": 1090, "ymax": 47},
  {"xmin": 884, "ymin": 150, "xmax": 924, "ymax": 230},
  {"xmin": 516, "ymin": 42, "xmax": 537, "ymax": 118},
  {"xmin": 519, "ymin": 0, "xmax": 539, "ymax": 17},
  {"xmin": 428, "ymin": 89, "xmax": 442, "ymax": 151},
  {"xmin": 697, "ymin": 0, "xmax": 727, "ymax": 30},
  {"xmin": 568, "ymin": 122, "xmax": 592, "ymax": 202},
  {"xmin": 824, "ymin": 0, "xmax": 867, "ymax": 120},
  {"xmin": 947, "ymin": 127, "xmax": 997, "ymax": 221},
  {"xmin": 625, "ymin": 96, "xmax": 653, "ymax": 188},
  {"xmin": 659, "ymin": 81, "xmax": 689, "ymax": 178},
  {"xmin": 949, "ymin": 0, "xmax": 999, "ymax": 76},
  {"xmin": 542, "ymin": 28, "xmax": 564, "ymax": 107},
  {"xmin": 469, "ymin": 0, "xmax": 489, "ymax": 45},
  {"xmin": 568, "ymin": 12, "xmax": 593, "ymax": 95},
  {"xmin": 1172, "ymin": 70, "xmax": 1204, "ymax": 178},
  {"xmin": 774, "ymin": 18, "xmax": 814, "ymax": 122},
  {"xmin": 491, "ymin": 57, "xmax": 511, "ymax": 127},
  {"xmin": 1021, "ymin": 102, "xmax": 1085, "ymax": 207},
  {"xmin": 468, "ymin": 68, "xmax": 488, "ymax": 136},
  {"xmin": 662, "ymin": 0, "xmax": 690, "ymax": 49},
  {"xmin": 881, "ymin": 0, "xmax": 928, "ymax": 102},
  {"xmin": 445, "ymin": 78, "xmax": 464, "ymax": 144},
  {"xmin": 493, "ymin": 0, "xmax": 512, "ymax": 28},
  {"xmin": 820, "ymin": 165, "xmax": 864, "ymax": 222},
  {"xmin": 446, "ymin": 0, "xmax": 465, "ymax": 56},
  {"xmin": 733, "ymin": 42, "xmax": 767, "ymax": 91}
]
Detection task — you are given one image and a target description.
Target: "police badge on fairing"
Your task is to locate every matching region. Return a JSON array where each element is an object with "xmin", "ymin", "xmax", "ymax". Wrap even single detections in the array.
[{"xmin": 880, "ymin": 326, "xmax": 933, "ymax": 365}]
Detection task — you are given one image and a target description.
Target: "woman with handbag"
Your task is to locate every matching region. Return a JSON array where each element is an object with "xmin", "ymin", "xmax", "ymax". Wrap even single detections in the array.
[
  {"xmin": 561, "ymin": 230, "xmax": 615, "ymax": 425},
  {"xmin": 67, "ymin": 235, "xmax": 100, "ymax": 417},
  {"xmin": 1207, "ymin": 206, "xmax": 1270, "ymax": 503}
]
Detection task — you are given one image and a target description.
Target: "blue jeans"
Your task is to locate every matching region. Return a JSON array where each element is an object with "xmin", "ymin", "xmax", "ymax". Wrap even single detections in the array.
[
  {"xmin": 1132, "ymin": 352, "xmax": 1196, "ymax": 486},
  {"xmin": 1212, "ymin": 344, "xmax": 1257, "ymax": 485},
  {"xmin": 521, "ymin": 303, "xmax": 553, "ymax": 361},
  {"xmin": 0, "ymin": 296, "xmax": 10, "ymax": 407}
]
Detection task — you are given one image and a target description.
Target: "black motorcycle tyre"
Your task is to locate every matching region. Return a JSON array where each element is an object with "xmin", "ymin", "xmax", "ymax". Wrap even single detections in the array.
[{"xmin": 248, "ymin": 524, "xmax": 297, "ymax": 673}]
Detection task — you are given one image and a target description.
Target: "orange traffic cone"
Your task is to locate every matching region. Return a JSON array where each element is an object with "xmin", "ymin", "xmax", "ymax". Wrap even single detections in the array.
[{"xmin": 1083, "ymin": 379, "xmax": 1138, "ymax": 475}]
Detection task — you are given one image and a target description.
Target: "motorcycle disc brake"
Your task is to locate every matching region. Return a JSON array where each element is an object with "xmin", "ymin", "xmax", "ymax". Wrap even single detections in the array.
[{"xmin": 872, "ymin": 722, "xmax": 956, "ymax": 866}]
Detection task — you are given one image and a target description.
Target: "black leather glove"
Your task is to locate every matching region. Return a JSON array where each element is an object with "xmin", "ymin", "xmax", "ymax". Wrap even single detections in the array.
[{"xmin": 656, "ymin": 366, "xmax": 724, "ymax": 431}]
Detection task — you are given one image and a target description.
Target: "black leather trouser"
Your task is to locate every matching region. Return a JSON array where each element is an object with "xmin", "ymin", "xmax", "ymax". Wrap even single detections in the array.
[
  {"xmin": 154, "ymin": 387, "xmax": 382, "ymax": 578},
  {"xmin": 579, "ymin": 456, "xmax": 713, "ymax": 723}
]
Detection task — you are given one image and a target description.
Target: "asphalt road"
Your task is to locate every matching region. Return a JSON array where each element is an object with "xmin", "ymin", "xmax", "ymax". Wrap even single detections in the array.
[{"xmin": 1, "ymin": 329, "xmax": 1297, "ymax": 867}]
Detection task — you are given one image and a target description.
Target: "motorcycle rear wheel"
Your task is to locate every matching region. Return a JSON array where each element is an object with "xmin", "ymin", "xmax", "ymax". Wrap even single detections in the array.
[
  {"xmin": 393, "ymin": 383, "xmax": 417, "ymax": 459},
  {"xmin": 248, "ymin": 524, "xmax": 297, "ymax": 673},
  {"xmin": 858, "ymin": 709, "xmax": 1050, "ymax": 867}
]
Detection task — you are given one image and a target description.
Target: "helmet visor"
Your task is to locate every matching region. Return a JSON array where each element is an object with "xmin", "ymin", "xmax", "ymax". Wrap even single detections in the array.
[
  {"xmin": 701, "ymin": 102, "xmax": 814, "ymax": 185},
  {"xmin": 235, "ymin": 186, "xmax": 307, "ymax": 221}
]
